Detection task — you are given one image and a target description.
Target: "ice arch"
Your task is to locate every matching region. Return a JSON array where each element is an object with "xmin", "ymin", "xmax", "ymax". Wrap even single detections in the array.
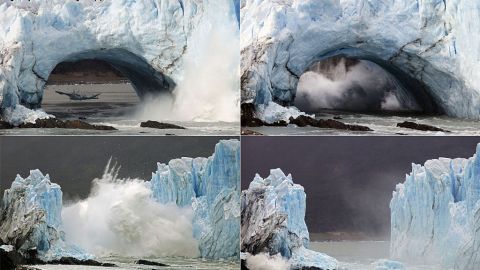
[
  {"xmin": 241, "ymin": 0, "xmax": 480, "ymax": 119},
  {"xmin": 0, "ymin": 0, "xmax": 239, "ymax": 118}
]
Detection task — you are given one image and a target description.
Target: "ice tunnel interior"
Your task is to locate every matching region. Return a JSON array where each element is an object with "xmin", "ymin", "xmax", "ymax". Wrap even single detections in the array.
[
  {"xmin": 290, "ymin": 48, "xmax": 443, "ymax": 115},
  {"xmin": 27, "ymin": 48, "xmax": 174, "ymax": 109}
]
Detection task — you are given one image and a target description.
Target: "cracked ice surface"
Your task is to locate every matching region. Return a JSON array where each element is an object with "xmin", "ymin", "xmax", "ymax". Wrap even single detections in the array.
[
  {"xmin": 241, "ymin": 169, "xmax": 337, "ymax": 269},
  {"xmin": 150, "ymin": 139, "xmax": 240, "ymax": 260},
  {"xmin": 0, "ymin": 170, "xmax": 92, "ymax": 261},
  {"xmin": 241, "ymin": 0, "xmax": 480, "ymax": 120},
  {"xmin": 391, "ymin": 144, "xmax": 480, "ymax": 269}
]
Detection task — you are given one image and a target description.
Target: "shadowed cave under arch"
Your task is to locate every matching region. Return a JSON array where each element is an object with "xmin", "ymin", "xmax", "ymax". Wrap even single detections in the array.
[
  {"xmin": 279, "ymin": 47, "xmax": 444, "ymax": 115},
  {"xmin": 28, "ymin": 48, "xmax": 175, "ymax": 109}
]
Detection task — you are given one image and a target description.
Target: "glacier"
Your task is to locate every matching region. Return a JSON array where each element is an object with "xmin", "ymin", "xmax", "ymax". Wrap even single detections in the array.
[
  {"xmin": 241, "ymin": 169, "xmax": 337, "ymax": 270},
  {"xmin": 0, "ymin": 0, "xmax": 239, "ymax": 124},
  {"xmin": 150, "ymin": 139, "xmax": 241, "ymax": 259},
  {"xmin": 241, "ymin": 0, "xmax": 480, "ymax": 121},
  {"xmin": 390, "ymin": 143, "xmax": 480, "ymax": 269},
  {"xmin": 0, "ymin": 169, "xmax": 92, "ymax": 261},
  {"xmin": 0, "ymin": 139, "xmax": 240, "ymax": 262}
]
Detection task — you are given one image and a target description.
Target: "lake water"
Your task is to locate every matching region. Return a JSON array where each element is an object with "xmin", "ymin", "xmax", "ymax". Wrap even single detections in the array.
[
  {"xmin": 31, "ymin": 256, "xmax": 239, "ymax": 270},
  {"xmin": 0, "ymin": 83, "xmax": 238, "ymax": 135},
  {"xmin": 311, "ymin": 241, "xmax": 442, "ymax": 270}
]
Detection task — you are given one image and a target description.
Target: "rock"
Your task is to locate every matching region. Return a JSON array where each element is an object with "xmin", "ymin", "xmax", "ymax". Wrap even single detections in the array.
[
  {"xmin": 241, "ymin": 258, "xmax": 249, "ymax": 270},
  {"xmin": 241, "ymin": 103, "xmax": 265, "ymax": 127},
  {"xmin": 63, "ymin": 120, "xmax": 116, "ymax": 131},
  {"xmin": 0, "ymin": 245, "xmax": 23, "ymax": 270},
  {"xmin": 289, "ymin": 115, "xmax": 372, "ymax": 131},
  {"xmin": 135, "ymin": 259, "xmax": 168, "ymax": 267},
  {"xmin": 140, "ymin": 121, "xmax": 185, "ymax": 129},
  {"xmin": 396, "ymin": 121, "xmax": 449, "ymax": 132},
  {"xmin": 47, "ymin": 257, "xmax": 116, "ymax": 267},
  {"xmin": 333, "ymin": 116, "xmax": 343, "ymax": 120},
  {"xmin": 0, "ymin": 121, "xmax": 13, "ymax": 129},
  {"xmin": 241, "ymin": 129, "xmax": 263, "ymax": 135},
  {"xmin": 16, "ymin": 119, "xmax": 117, "ymax": 131},
  {"xmin": 241, "ymin": 108, "xmax": 372, "ymax": 131}
]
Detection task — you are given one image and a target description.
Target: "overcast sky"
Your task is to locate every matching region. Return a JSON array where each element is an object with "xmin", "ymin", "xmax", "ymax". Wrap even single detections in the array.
[
  {"xmin": 241, "ymin": 136, "xmax": 479, "ymax": 238},
  {"xmin": 1, "ymin": 136, "xmax": 236, "ymax": 200}
]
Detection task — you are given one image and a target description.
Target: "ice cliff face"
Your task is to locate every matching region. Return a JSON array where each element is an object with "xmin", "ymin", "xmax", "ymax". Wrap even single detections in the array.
[
  {"xmin": 0, "ymin": 170, "xmax": 91, "ymax": 261},
  {"xmin": 390, "ymin": 144, "xmax": 480, "ymax": 269},
  {"xmin": 0, "ymin": 0, "xmax": 239, "ymax": 123},
  {"xmin": 150, "ymin": 139, "xmax": 240, "ymax": 259},
  {"xmin": 241, "ymin": 169, "xmax": 337, "ymax": 270},
  {"xmin": 0, "ymin": 140, "xmax": 240, "ymax": 261},
  {"xmin": 241, "ymin": 0, "xmax": 480, "ymax": 120}
]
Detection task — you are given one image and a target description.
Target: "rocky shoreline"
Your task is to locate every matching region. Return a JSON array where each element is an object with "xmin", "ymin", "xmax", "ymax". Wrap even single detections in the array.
[
  {"xmin": 241, "ymin": 103, "xmax": 372, "ymax": 132},
  {"xmin": 0, "ymin": 118, "xmax": 117, "ymax": 131},
  {"xmin": 0, "ymin": 245, "xmax": 116, "ymax": 270}
]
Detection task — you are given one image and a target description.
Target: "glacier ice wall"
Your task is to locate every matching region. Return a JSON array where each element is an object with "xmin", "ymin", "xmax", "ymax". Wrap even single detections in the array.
[
  {"xmin": 0, "ymin": 170, "xmax": 92, "ymax": 261},
  {"xmin": 150, "ymin": 139, "xmax": 240, "ymax": 259},
  {"xmin": 390, "ymin": 144, "xmax": 480, "ymax": 269},
  {"xmin": 0, "ymin": 139, "xmax": 240, "ymax": 261},
  {"xmin": 241, "ymin": 0, "xmax": 480, "ymax": 120},
  {"xmin": 0, "ymin": 0, "xmax": 239, "ymax": 123},
  {"xmin": 241, "ymin": 169, "xmax": 337, "ymax": 270}
]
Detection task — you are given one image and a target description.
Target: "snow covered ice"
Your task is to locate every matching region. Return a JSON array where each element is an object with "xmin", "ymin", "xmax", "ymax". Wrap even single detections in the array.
[
  {"xmin": 241, "ymin": 0, "xmax": 480, "ymax": 121},
  {"xmin": 0, "ymin": 139, "xmax": 240, "ymax": 261},
  {"xmin": 241, "ymin": 169, "xmax": 337, "ymax": 270},
  {"xmin": 391, "ymin": 143, "xmax": 480, "ymax": 269}
]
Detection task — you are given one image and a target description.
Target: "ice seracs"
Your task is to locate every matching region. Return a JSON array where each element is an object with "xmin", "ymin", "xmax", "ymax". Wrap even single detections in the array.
[
  {"xmin": 390, "ymin": 143, "xmax": 480, "ymax": 269},
  {"xmin": 0, "ymin": 170, "xmax": 92, "ymax": 261},
  {"xmin": 150, "ymin": 139, "xmax": 241, "ymax": 259},
  {"xmin": 241, "ymin": 0, "xmax": 480, "ymax": 121},
  {"xmin": 241, "ymin": 169, "xmax": 337, "ymax": 270}
]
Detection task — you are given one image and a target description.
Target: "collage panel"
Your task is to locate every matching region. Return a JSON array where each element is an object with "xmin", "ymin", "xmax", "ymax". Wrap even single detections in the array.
[
  {"xmin": 240, "ymin": 1, "xmax": 480, "ymax": 136},
  {"xmin": 241, "ymin": 136, "xmax": 480, "ymax": 270},
  {"xmin": 0, "ymin": 136, "xmax": 240, "ymax": 269},
  {"xmin": 1, "ymin": 0, "xmax": 480, "ymax": 270},
  {"xmin": 0, "ymin": 0, "xmax": 239, "ymax": 135}
]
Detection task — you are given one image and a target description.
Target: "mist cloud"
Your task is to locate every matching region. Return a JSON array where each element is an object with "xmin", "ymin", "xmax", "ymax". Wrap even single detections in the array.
[{"xmin": 294, "ymin": 57, "xmax": 420, "ymax": 112}]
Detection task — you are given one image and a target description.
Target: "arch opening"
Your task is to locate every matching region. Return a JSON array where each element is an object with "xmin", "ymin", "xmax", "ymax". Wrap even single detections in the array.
[
  {"xmin": 39, "ymin": 48, "xmax": 174, "ymax": 120},
  {"xmin": 290, "ymin": 48, "xmax": 443, "ymax": 116}
]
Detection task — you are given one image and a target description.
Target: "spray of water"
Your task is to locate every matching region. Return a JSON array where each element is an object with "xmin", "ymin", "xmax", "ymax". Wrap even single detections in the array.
[
  {"xmin": 245, "ymin": 253, "xmax": 290, "ymax": 270},
  {"xmin": 294, "ymin": 57, "xmax": 421, "ymax": 112},
  {"xmin": 135, "ymin": 0, "xmax": 240, "ymax": 122},
  {"xmin": 62, "ymin": 162, "xmax": 199, "ymax": 257}
]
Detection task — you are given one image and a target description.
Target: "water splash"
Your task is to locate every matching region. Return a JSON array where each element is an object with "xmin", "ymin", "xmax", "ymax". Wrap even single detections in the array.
[
  {"xmin": 135, "ymin": 0, "xmax": 240, "ymax": 122},
  {"xmin": 62, "ymin": 161, "xmax": 199, "ymax": 258}
]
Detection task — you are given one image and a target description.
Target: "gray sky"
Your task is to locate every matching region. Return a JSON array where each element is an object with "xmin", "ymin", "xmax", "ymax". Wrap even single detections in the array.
[
  {"xmin": 241, "ymin": 136, "xmax": 479, "ymax": 238},
  {"xmin": 1, "ymin": 136, "xmax": 236, "ymax": 201}
]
